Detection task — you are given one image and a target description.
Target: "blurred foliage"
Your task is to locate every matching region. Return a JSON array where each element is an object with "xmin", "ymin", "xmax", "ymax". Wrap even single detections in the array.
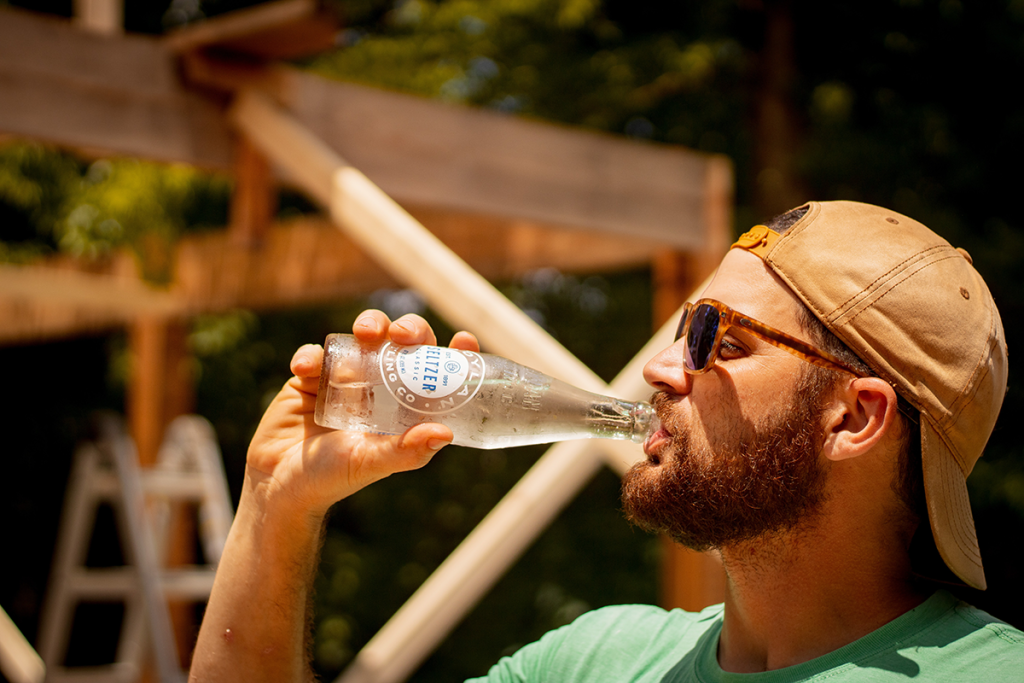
[
  {"xmin": 0, "ymin": 144, "xmax": 230, "ymax": 279},
  {"xmin": 310, "ymin": 0, "xmax": 748, "ymax": 155},
  {"xmin": 3, "ymin": 0, "xmax": 1024, "ymax": 680}
]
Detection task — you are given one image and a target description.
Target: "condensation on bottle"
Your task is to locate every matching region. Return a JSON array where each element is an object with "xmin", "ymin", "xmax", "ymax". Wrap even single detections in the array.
[{"xmin": 314, "ymin": 333, "xmax": 657, "ymax": 450}]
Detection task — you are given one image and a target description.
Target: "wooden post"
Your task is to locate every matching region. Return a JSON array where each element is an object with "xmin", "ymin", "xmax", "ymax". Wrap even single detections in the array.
[
  {"xmin": 127, "ymin": 315, "xmax": 198, "ymax": 668},
  {"xmin": 128, "ymin": 317, "xmax": 193, "ymax": 465},
  {"xmin": 651, "ymin": 155, "xmax": 732, "ymax": 613},
  {"xmin": 652, "ymin": 248, "xmax": 729, "ymax": 612},
  {"xmin": 73, "ymin": 0, "xmax": 123, "ymax": 36},
  {"xmin": 229, "ymin": 133, "xmax": 276, "ymax": 247}
]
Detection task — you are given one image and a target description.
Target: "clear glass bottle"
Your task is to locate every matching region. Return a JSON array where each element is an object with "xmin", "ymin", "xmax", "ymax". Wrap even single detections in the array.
[{"xmin": 314, "ymin": 334, "xmax": 656, "ymax": 450}]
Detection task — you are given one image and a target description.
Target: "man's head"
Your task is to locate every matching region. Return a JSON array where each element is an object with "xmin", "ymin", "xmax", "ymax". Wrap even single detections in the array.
[{"xmin": 625, "ymin": 201, "xmax": 1007, "ymax": 590}]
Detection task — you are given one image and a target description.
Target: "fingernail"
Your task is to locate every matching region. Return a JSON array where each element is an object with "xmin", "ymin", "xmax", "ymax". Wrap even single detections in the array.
[
  {"xmin": 355, "ymin": 316, "xmax": 379, "ymax": 334},
  {"xmin": 427, "ymin": 439, "xmax": 449, "ymax": 451}
]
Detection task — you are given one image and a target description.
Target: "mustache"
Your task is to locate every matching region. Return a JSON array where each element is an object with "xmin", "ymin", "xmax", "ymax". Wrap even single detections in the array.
[{"xmin": 651, "ymin": 391, "xmax": 680, "ymax": 429}]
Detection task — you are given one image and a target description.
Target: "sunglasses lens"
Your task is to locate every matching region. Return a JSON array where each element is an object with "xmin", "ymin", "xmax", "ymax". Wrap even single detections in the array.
[
  {"xmin": 684, "ymin": 304, "xmax": 719, "ymax": 371},
  {"xmin": 673, "ymin": 307, "xmax": 690, "ymax": 342}
]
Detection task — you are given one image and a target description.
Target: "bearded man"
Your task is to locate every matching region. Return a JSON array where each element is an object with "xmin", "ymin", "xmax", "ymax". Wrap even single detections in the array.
[{"xmin": 190, "ymin": 202, "xmax": 1023, "ymax": 682}]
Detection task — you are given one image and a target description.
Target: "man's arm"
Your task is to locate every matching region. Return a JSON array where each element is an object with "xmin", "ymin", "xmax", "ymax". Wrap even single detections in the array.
[{"xmin": 189, "ymin": 311, "xmax": 478, "ymax": 682}]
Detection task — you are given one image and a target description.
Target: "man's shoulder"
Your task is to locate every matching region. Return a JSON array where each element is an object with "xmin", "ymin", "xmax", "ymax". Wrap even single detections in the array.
[
  {"xmin": 947, "ymin": 598, "xmax": 1024, "ymax": 644},
  {"xmin": 565, "ymin": 601, "xmax": 723, "ymax": 635},
  {"xmin": 857, "ymin": 591, "xmax": 1024, "ymax": 679},
  {"xmin": 939, "ymin": 596, "xmax": 1024, "ymax": 655},
  {"xmin": 555, "ymin": 601, "xmax": 726, "ymax": 655},
  {"xmin": 468, "ymin": 603, "xmax": 723, "ymax": 683}
]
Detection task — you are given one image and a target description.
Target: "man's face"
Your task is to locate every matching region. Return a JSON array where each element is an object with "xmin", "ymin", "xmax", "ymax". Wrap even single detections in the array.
[{"xmin": 621, "ymin": 250, "xmax": 837, "ymax": 550}]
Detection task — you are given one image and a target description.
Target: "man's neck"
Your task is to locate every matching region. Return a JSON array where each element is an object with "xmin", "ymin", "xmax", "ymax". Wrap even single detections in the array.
[{"xmin": 714, "ymin": 522, "xmax": 929, "ymax": 673}]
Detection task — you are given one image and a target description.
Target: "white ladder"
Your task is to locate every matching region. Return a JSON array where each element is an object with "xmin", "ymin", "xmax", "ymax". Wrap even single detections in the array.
[{"xmin": 37, "ymin": 413, "xmax": 233, "ymax": 683}]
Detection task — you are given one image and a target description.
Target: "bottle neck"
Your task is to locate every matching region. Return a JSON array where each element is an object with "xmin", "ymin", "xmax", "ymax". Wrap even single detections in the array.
[{"xmin": 586, "ymin": 399, "xmax": 656, "ymax": 443}]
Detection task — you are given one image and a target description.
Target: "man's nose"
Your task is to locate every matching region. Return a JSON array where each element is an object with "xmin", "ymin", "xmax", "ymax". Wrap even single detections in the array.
[{"xmin": 643, "ymin": 341, "xmax": 693, "ymax": 396}]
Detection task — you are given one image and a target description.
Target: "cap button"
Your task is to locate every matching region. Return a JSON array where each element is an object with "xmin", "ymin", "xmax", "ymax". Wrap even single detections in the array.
[
  {"xmin": 955, "ymin": 247, "xmax": 973, "ymax": 264},
  {"xmin": 734, "ymin": 225, "xmax": 770, "ymax": 249}
]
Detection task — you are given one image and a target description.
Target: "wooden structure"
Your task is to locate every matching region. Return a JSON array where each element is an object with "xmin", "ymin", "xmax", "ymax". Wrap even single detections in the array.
[{"xmin": 0, "ymin": 2, "xmax": 732, "ymax": 681}]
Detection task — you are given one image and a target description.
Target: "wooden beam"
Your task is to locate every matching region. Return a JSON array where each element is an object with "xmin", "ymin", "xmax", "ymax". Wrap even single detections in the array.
[
  {"xmin": 649, "ymin": 154, "xmax": 731, "ymax": 614},
  {"xmin": 73, "ymin": 0, "xmax": 123, "ymax": 36},
  {"xmin": 285, "ymin": 70, "xmax": 719, "ymax": 248},
  {"xmin": 0, "ymin": 214, "xmax": 661, "ymax": 346},
  {"xmin": 125, "ymin": 315, "xmax": 196, "ymax": 668},
  {"xmin": 0, "ymin": 7, "xmax": 233, "ymax": 168},
  {"xmin": 164, "ymin": 0, "xmax": 339, "ymax": 60},
  {"xmin": 175, "ymin": 213, "xmax": 664, "ymax": 311},
  {"xmin": 127, "ymin": 318, "xmax": 192, "ymax": 467},
  {"xmin": 0, "ymin": 605, "xmax": 44, "ymax": 683},
  {"xmin": 228, "ymin": 134, "xmax": 276, "ymax": 246},
  {"xmin": 0, "ymin": 6, "xmax": 720, "ymax": 246},
  {"xmin": 0, "ymin": 263, "xmax": 182, "ymax": 315}
]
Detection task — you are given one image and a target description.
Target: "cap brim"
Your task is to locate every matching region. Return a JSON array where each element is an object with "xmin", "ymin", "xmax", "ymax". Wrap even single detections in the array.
[{"xmin": 920, "ymin": 417, "xmax": 986, "ymax": 590}]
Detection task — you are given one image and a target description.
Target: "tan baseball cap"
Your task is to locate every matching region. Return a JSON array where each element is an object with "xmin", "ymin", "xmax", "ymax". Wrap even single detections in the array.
[{"xmin": 732, "ymin": 200, "xmax": 1007, "ymax": 590}]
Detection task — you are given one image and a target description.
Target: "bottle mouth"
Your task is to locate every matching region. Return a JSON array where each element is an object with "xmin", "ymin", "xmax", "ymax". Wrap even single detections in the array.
[{"xmin": 630, "ymin": 402, "xmax": 659, "ymax": 444}]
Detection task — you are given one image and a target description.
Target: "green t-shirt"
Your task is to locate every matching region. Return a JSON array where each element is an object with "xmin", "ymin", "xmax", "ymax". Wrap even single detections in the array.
[{"xmin": 470, "ymin": 590, "xmax": 1024, "ymax": 682}]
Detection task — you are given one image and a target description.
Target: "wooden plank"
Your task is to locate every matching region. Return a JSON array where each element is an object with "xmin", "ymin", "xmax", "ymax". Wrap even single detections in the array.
[
  {"xmin": 0, "ymin": 263, "xmax": 182, "ymax": 315},
  {"xmin": 73, "ymin": 0, "xmax": 123, "ymax": 36},
  {"xmin": 286, "ymin": 70, "xmax": 719, "ymax": 249},
  {"xmin": 0, "ymin": 604, "xmax": 44, "ymax": 683},
  {"xmin": 175, "ymin": 215, "xmax": 662, "ymax": 313},
  {"xmin": 228, "ymin": 134, "xmax": 276, "ymax": 246},
  {"xmin": 0, "ymin": 6, "xmax": 721, "ymax": 245},
  {"xmin": 164, "ymin": 0, "xmax": 338, "ymax": 60},
  {"xmin": 0, "ymin": 7, "xmax": 233, "ymax": 168},
  {"xmin": 650, "ymin": 155, "xmax": 730, "ymax": 614},
  {"xmin": 0, "ymin": 215, "xmax": 661, "ymax": 345}
]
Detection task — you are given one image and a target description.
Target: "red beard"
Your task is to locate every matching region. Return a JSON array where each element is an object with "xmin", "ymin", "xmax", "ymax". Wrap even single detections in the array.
[{"xmin": 621, "ymin": 372, "xmax": 834, "ymax": 551}]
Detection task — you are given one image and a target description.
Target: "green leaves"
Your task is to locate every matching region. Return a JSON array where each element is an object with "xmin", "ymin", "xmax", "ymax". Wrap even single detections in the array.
[
  {"xmin": 1, "ymin": 142, "xmax": 230, "ymax": 280},
  {"xmin": 310, "ymin": 0, "xmax": 745, "ymax": 141}
]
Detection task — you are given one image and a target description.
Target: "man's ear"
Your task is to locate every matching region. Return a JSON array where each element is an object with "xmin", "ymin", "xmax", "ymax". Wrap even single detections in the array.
[{"xmin": 820, "ymin": 377, "xmax": 900, "ymax": 462}]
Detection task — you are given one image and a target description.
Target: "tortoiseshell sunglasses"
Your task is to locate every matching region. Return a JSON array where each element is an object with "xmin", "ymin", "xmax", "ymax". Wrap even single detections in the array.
[{"xmin": 674, "ymin": 299, "xmax": 870, "ymax": 377}]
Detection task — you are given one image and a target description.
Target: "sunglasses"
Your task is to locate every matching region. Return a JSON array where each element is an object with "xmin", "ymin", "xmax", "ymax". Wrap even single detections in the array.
[{"xmin": 674, "ymin": 299, "xmax": 870, "ymax": 377}]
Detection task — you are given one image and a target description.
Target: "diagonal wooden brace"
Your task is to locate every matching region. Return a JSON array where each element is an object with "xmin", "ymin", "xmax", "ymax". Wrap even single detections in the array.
[{"xmin": 228, "ymin": 89, "xmax": 712, "ymax": 683}]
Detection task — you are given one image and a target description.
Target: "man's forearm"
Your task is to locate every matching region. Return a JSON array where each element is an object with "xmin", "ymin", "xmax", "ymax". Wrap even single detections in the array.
[{"xmin": 189, "ymin": 471, "xmax": 327, "ymax": 683}]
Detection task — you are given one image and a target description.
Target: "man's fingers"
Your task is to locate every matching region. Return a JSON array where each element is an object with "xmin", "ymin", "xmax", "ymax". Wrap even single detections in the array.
[
  {"xmin": 391, "ymin": 423, "xmax": 452, "ymax": 471},
  {"xmin": 353, "ymin": 309, "xmax": 392, "ymax": 342},
  {"xmin": 389, "ymin": 314, "xmax": 437, "ymax": 346},
  {"xmin": 449, "ymin": 330, "xmax": 480, "ymax": 352},
  {"xmin": 290, "ymin": 344, "xmax": 324, "ymax": 378}
]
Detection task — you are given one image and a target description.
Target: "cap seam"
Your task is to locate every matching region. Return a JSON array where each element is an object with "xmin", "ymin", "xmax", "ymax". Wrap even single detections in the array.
[
  {"xmin": 764, "ymin": 263, "xmax": 904, "ymax": 394},
  {"xmin": 946, "ymin": 458, "xmax": 979, "ymax": 565},
  {"xmin": 946, "ymin": 300, "xmax": 998, "ymax": 430},
  {"xmin": 827, "ymin": 252, "xmax": 969, "ymax": 418},
  {"xmin": 829, "ymin": 245, "xmax": 953, "ymax": 322}
]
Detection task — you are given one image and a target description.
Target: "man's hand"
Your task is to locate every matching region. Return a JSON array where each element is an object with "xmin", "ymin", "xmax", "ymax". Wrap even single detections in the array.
[
  {"xmin": 244, "ymin": 309, "xmax": 481, "ymax": 518},
  {"xmin": 189, "ymin": 310, "xmax": 479, "ymax": 683}
]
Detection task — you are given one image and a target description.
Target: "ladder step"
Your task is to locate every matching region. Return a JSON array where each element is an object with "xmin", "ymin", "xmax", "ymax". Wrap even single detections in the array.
[
  {"xmin": 44, "ymin": 663, "xmax": 138, "ymax": 683},
  {"xmin": 159, "ymin": 567, "xmax": 218, "ymax": 599},
  {"xmin": 65, "ymin": 568, "xmax": 135, "ymax": 599},
  {"xmin": 66, "ymin": 568, "xmax": 218, "ymax": 600},
  {"xmin": 91, "ymin": 470, "xmax": 212, "ymax": 500}
]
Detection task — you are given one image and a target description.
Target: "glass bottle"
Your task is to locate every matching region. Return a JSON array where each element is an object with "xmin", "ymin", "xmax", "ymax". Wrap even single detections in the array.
[{"xmin": 314, "ymin": 334, "xmax": 656, "ymax": 450}]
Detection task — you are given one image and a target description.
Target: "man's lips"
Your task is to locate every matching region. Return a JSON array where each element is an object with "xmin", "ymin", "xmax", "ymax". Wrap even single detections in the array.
[{"xmin": 643, "ymin": 426, "xmax": 672, "ymax": 463}]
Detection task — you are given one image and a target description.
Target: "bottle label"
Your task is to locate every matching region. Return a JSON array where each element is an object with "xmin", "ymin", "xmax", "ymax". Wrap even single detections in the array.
[{"xmin": 379, "ymin": 342, "xmax": 486, "ymax": 415}]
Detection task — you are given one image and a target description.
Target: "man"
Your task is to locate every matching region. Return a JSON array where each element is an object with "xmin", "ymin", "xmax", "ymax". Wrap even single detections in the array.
[{"xmin": 189, "ymin": 201, "xmax": 1022, "ymax": 682}]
